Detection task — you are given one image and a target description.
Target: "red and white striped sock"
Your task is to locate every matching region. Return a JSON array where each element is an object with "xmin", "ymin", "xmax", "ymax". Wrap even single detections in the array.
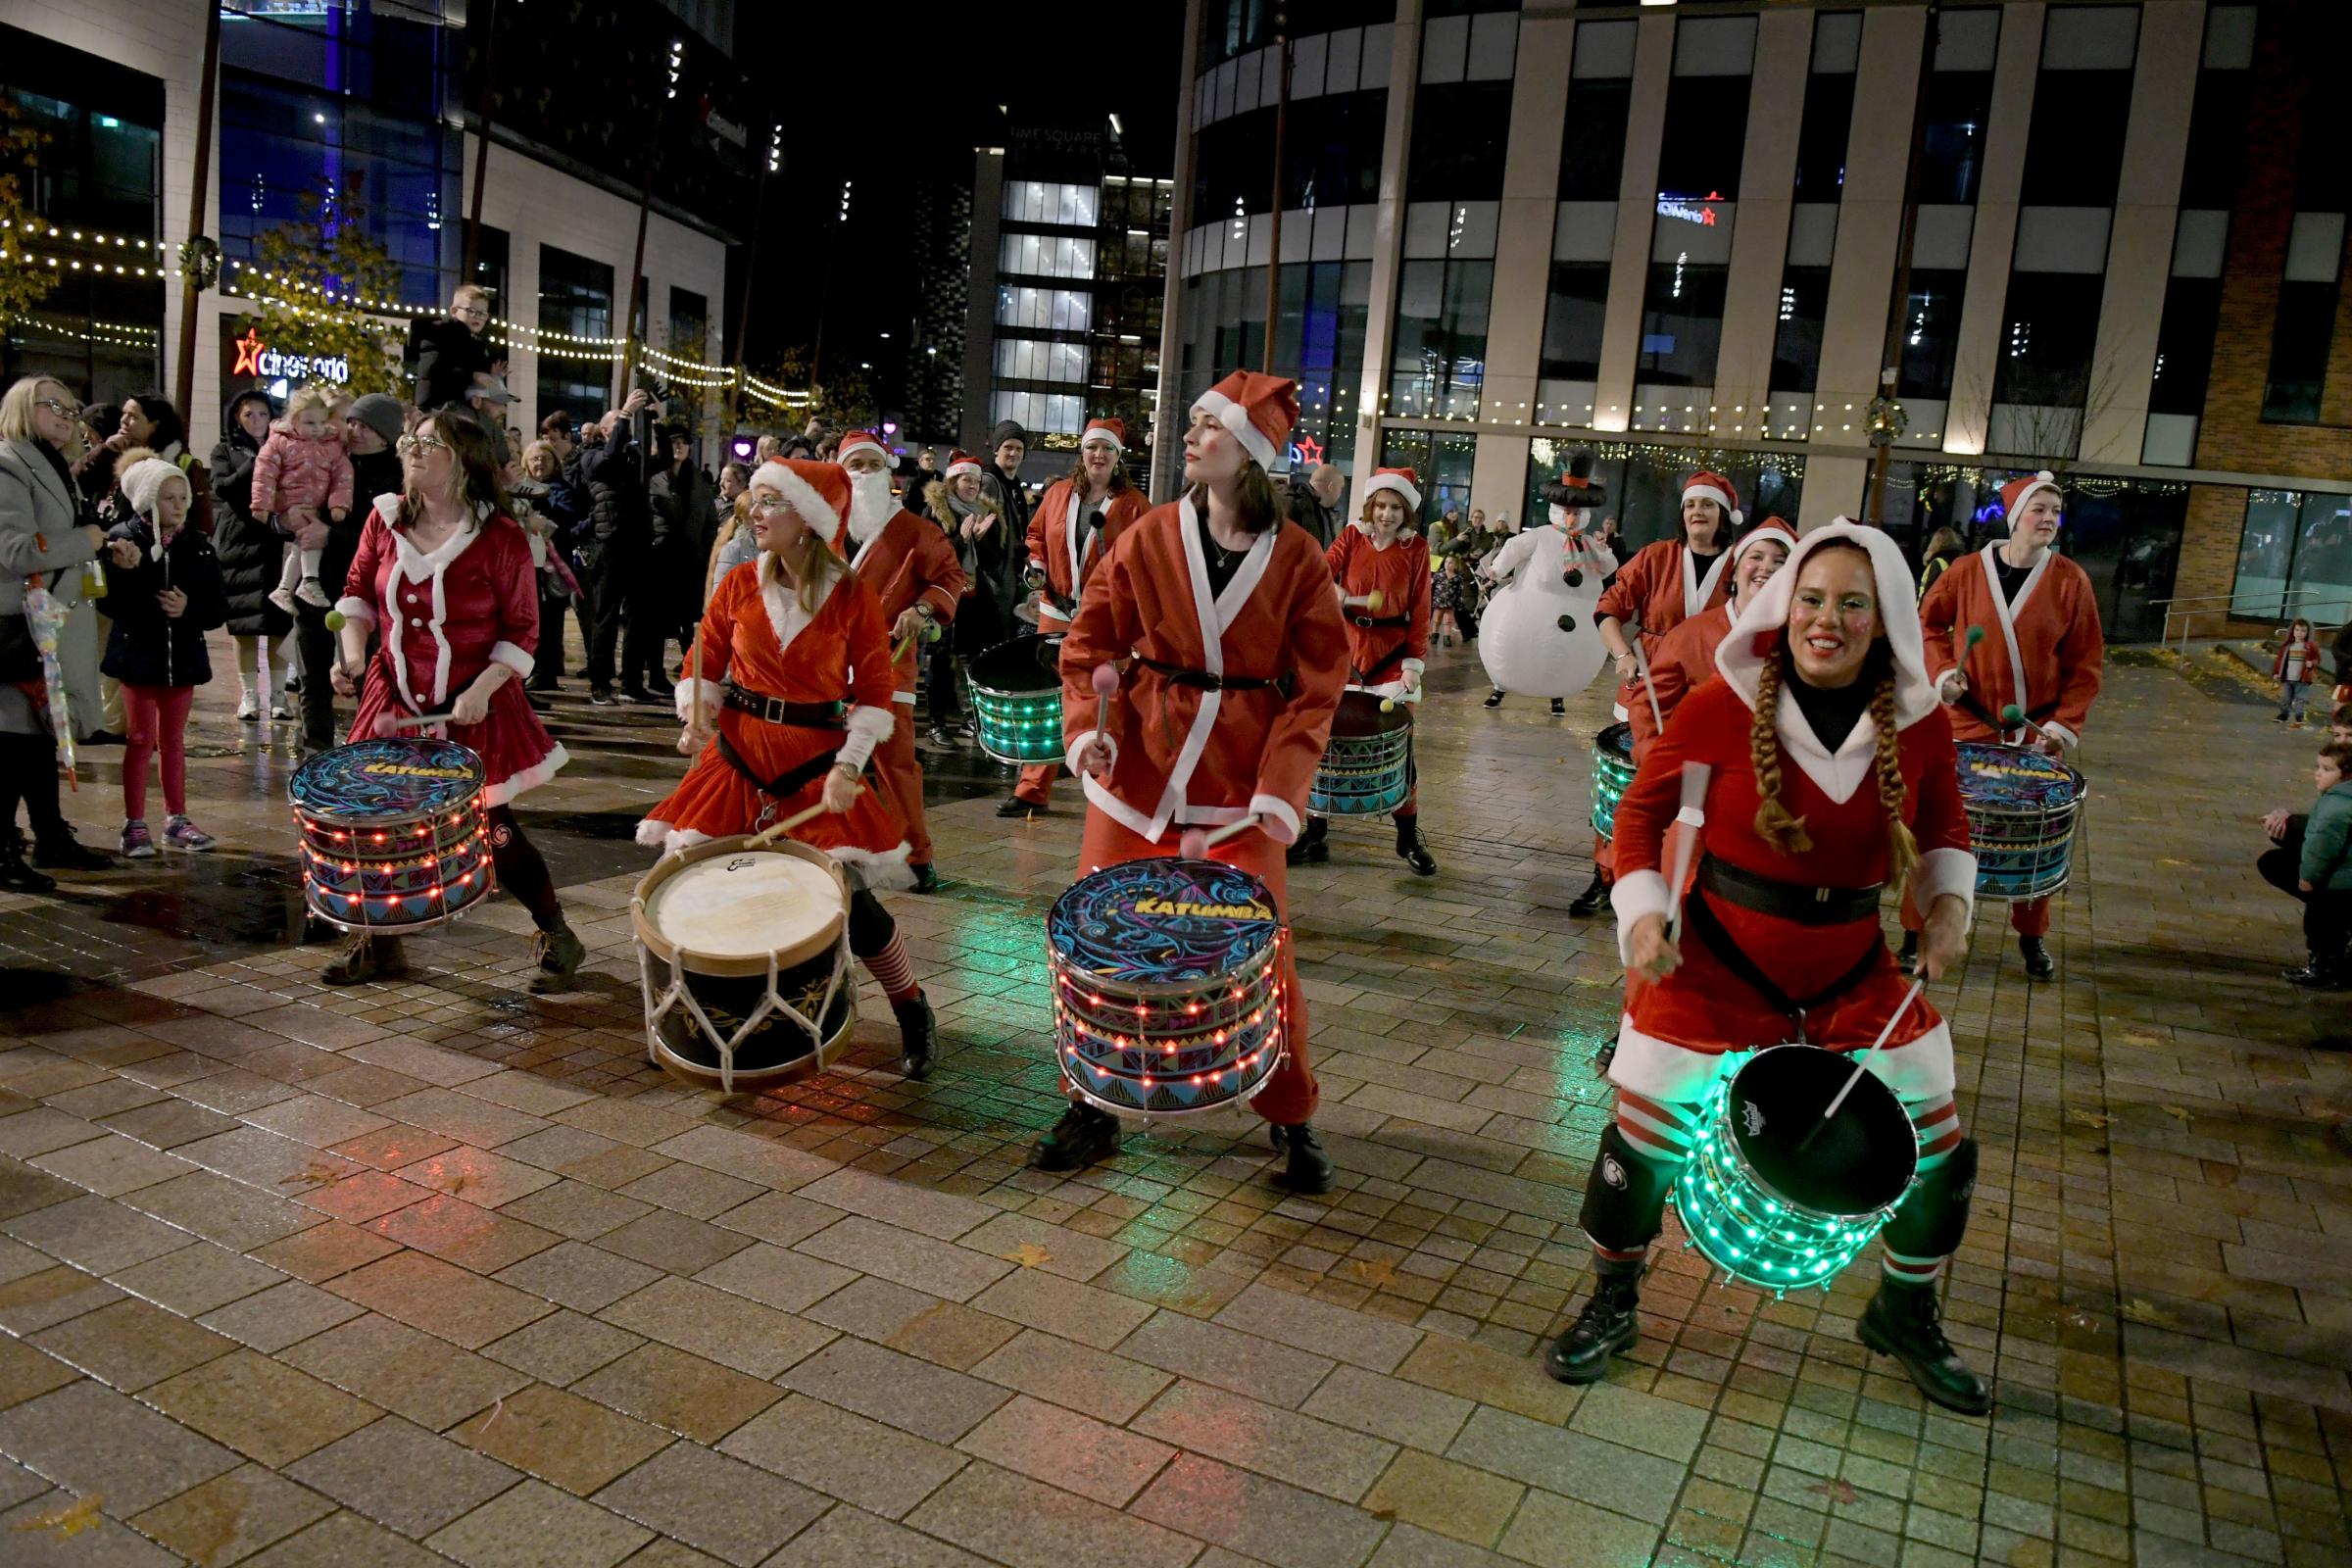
[
  {"xmin": 1882, "ymin": 1249, "xmax": 1947, "ymax": 1285},
  {"xmin": 1882, "ymin": 1093, "xmax": 1966, "ymax": 1284},
  {"xmin": 860, "ymin": 934, "xmax": 920, "ymax": 1003}
]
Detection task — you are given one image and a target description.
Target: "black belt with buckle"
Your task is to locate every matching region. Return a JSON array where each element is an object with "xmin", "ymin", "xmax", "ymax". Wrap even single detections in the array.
[
  {"xmin": 723, "ymin": 682, "xmax": 846, "ymax": 729},
  {"xmin": 1135, "ymin": 655, "xmax": 1291, "ymax": 694},
  {"xmin": 1698, "ymin": 855, "xmax": 1883, "ymax": 926},
  {"xmin": 1348, "ymin": 612, "xmax": 1410, "ymax": 630}
]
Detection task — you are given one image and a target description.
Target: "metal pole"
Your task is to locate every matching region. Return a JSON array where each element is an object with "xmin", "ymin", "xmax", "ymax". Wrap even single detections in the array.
[
  {"xmin": 462, "ymin": 0, "xmax": 498, "ymax": 288},
  {"xmin": 172, "ymin": 6, "xmax": 222, "ymax": 420},
  {"xmin": 1866, "ymin": 2, "xmax": 1941, "ymax": 527},
  {"xmin": 730, "ymin": 149, "xmax": 772, "ymax": 422},
  {"xmin": 1260, "ymin": 22, "xmax": 1291, "ymax": 375}
]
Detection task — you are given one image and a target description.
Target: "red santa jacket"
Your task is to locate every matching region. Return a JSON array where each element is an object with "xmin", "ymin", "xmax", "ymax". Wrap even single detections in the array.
[
  {"xmin": 843, "ymin": 510, "xmax": 966, "ymax": 703},
  {"xmin": 1027, "ymin": 479, "xmax": 1149, "ymax": 631},
  {"xmin": 1324, "ymin": 524, "xmax": 1431, "ymax": 696},
  {"xmin": 1058, "ymin": 496, "xmax": 1349, "ymax": 842},
  {"xmin": 1626, "ymin": 601, "xmax": 1733, "ymax": 760},
  {"xmin": 1919, "ymin": 544, "xmax": 2104, "ymax": 748},
  {"xmin": 1596, "ymin": 539, "xmax": 1732, "ymax": 718}
]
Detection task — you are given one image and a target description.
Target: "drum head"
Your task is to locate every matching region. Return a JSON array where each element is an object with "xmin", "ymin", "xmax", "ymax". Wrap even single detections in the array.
[
  {"xmin": 1728, "ymin": 1045, "xmax": 1916, "ymax": 1217},
  {"xmin": 1333, "ymin": 689, "xmax": 1411, "ymax": 738},
  {"xmin": 1049, "ymin": 858, "xmax": 1280, "ymax": 989},
  {"xmin": 290, "ymin": 737, "xmax": 485, "ymax": 823},
  {"xmin": 969, "ymin": 634, "xmax": 1062, "ymax": 695},
  {"xmin": 633, "ymin": 836, "xmax": 848, "ymax": 978},
  {"xmin": 1955, "ymin": 742, "xmax": 2082, "ymax": 808}
]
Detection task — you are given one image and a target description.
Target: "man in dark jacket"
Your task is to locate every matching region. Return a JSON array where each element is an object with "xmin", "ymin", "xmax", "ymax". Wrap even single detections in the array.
[
  {"xmin": 410, "ymin": 285, "xmax": 494, "ymax": 412},
  {"xmin": 974, "ymin": 420, "xmax": 1032, "ymax": 628},
  {"xmin": 578, "ymin": 389, "xmax": 661, "ymax": 705},
  {"xmin": 1285, "ymin": 464, "xmax": 1343, "ymax": 551},
  {"xmin": 647, "ymin": 426, "xmax": 715, "ymax": 669}
]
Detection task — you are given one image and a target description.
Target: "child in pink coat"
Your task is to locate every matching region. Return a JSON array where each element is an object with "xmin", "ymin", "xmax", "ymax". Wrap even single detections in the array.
[{"xmin": 252, "ymin": 384, "xmax": 355, "ymax": 612}]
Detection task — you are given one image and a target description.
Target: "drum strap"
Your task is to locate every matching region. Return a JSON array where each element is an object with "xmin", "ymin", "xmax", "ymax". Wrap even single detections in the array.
[
  {"xmin": 1698, "ymin": 855, "xmax": 1883, "ymax": 926},
  {"xmin": 715, "ymin": 734, "xmax": 854, "ymax": 803},
  {"xmin": 1684, "ymin": 890, "xmax": 1886, "ymax": 1036},
  {"xmin": 1135, "ymin": 655, "xmax": 1292, "ymax": 694},
  {"xmin": 1349, "ymin": 639, "xmax": 1412, "ymax": 686}
]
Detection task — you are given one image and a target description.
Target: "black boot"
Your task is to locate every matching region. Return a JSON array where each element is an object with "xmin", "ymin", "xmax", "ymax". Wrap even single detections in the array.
[
  {"xmin": 907, "ymin": 861, "xmax": 941, "ymax": 894},
  {"xmin": 1483, "ymin": 689, "xmax": 1504, "ymax": 709},
  {"xmin": 1897, "ymin": 929, "xmax": 1920, "ymax": 973},
  {"xmin": 997, "ymin": 794, "xmax": 1042, "ymax": 818},
  {"xmin": 1567, "ymin": 868, "xmax": 1610, "ymax": 917},
  {"xmin": 1592, "ymin": 1034, "xmax": 1617, "ymax": 1076},
  {"xmin": 1394, "ymin": 815, "xmax": 1436, "ymax": 876},
  {"xmin": 1029, "ymin": 1101, "xmax": 1120, "ymax": 1171},
  {"xmin": 1268, "ymin": 1122, "xmax": 1333, "ymax": 1195},
  {"xmin": 321, "ymin": 934, "xmax": 409, "ymax": 986},
  {"xmin": 2018, "ymin": 936, "xmax": 2055, "ymax": 980},
  {"xmin": 894, "ymin": 992, "xmax": 937, "ymax": 1079},
  {"xmin": 527, "ymin": 922, "xmax": 586, "ymax": 995},
  {"xmin": 0, "ymin": 833, "xmax": 56, "ymax": 894},
  {"xmin": 1857, "ymin": 1278, "xmax": 1992, "ymax": 1415},
  {"xmin": 32, "ymin": 828, "xmax": 111, "ymax": 871},
  {"xmin": 1549, "ymin": 698, "xmax": 1567, "ymax": 716},
  {"xmin": 1286, "ymin": 815, "xmax": 1329, "ymax": 867},
  {"xmin": 2283, "ymin": 954, "xmax": 2345, "ymax": 988},
  {"xmin": 1544, "ymin": 1261, "xmax": 1642, "ymax": 1384}
]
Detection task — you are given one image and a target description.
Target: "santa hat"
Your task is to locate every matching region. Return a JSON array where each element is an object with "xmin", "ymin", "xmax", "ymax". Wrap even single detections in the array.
[
  {"xmin": 836, "ymin": 430, "xmax": 897, "ymax": 468},
  {"xmin": 749, "ymin": 459, "xmax": 851, "ymax": 537},
  {"xmin": 1191, "ymin": 370, "xmax": 1298, "ymax": 470},
  {"xmin": 1080, "ymin": 417, "xmax": 1126, "ymax": 452},
  {"xmin": 120, "ymin": 455, "xmax": 191, "ymax": 521},
  {"xmin": 1732, "ymin": 515, "xmax": 1799, "ymax": 568},
  {"xmin": 943, "ymin": 450, "xmax": 984, "ymax": 480},
  {"xmin": 1683, "ymin": 470, "xmax": 1742, "ymax": 527},
  {"xmin": 1999, "ymin": 469, "xmax": 2062, "ymax": 523},
  {"xmin": 1362, "ymin": 466, "xmax": 1421, "ymax": 513},
  {"xmin": 1715, "ymin": 518, "xmax": 1937, "ymax": 727},
  {"xmin": 1540, "ymin": 450, "xmax": 1608, "ymax": 511}
]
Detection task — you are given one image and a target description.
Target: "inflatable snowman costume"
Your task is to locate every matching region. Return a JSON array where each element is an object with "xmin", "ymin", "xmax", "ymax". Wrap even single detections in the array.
[{"xmin": 1478, "ymin": 453, "xmax": 1614, "ymax": 707}]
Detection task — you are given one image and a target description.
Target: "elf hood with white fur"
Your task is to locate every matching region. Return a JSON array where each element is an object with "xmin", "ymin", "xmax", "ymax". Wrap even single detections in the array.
[{"xmin": 1714, "ymin": 518, "xmax": 1937, "ymax": 727}]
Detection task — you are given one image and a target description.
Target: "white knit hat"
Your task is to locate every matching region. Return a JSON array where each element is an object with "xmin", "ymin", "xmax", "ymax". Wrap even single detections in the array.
[{"xmin": 120, "ymin": 457, "xmax": 191, "ymax": 521}]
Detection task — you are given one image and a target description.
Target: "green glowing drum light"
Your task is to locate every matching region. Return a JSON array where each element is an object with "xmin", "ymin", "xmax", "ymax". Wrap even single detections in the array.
[
  {"xmin": 967, "ymin": 634, "xmax": 1066, "ymax": 763},
  {"xmin": 1673, "ymin": 1045, "xmax": 1918, "ymax": 1295},
  {"xmin": 1590, "ymin": 722, "xmax": 1636, "ymax": 840}
]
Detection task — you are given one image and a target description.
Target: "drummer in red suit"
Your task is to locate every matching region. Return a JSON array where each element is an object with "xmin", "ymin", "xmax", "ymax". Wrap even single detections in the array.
[
  {"xmin": 1910, "ymin": 470, "xmax": 2104, "ymax": 981},
  {"xmin": 1003, "ymin": 417, "xmax": 1150, "ymax": 819},
  {"xmin": 1626, "ymin": 517, "xmax": 1797, "ymax": 760},
  {"xmin": 1291, "ymin": 466, "xmax": 1436, "ymax": 874},
  {"xmin": 325, "ymin": 405, "xmax": 583, "ymax": 992},
  {"xmin": 636, "ymin": 459, "xmax": 940, "ymax": 1079},
  {"xmin": 1032, "ymin": 370, "xmax": 1350, "ymax": 1192},
  {"xmin": 1548, "ymin": 520, "xmax": 1990, "ymax": 1415},
  {"xmin": 832, "ymin": 429, "xmax": 966, "ymax": 895},
  {"xmin": 1578, "ymin": 471, "xmax": 1740, "ymax": 916}
]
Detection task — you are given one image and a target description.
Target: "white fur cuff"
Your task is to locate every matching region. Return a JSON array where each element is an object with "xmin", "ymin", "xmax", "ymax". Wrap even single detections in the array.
[
  {"xmin": 1609, "ymin": 869, "xmax": 1671, "ymax": 968},
  {"xmin": 2040, "ymin": 720, "xmax": 2078, "ymax": 750},
  {"xmin": 490, "ymin": 641, "xmax": 534, "ymax": 679},
  {"xmin": 1913, "ymin": 848, "xmax": 1977, "ymax": 941},
  {"xmin": 1937, "ymin": 669, "xmax": 1966, "ymax": 702},
  {"xmin": 1250, "ymin": 793, "xmax": 1301, "ymax": 844},
  {"xmin": 836, "ymin": 704, "xmax": 894, "ymax": 770},
  {"xmin": 1066, "ymin": 730, "xmax": 1116, "ymax": 778},
  {"xmin": 671, "ymin": 677, "xmax": 709, "ymax": 722},
  {"xmin": 333, "ymin": 597, "xmax": 376, "ymax": 626},
  {"xmin": 1402, "ymin": 658, "xmax": 1426, "ymax": 681}
]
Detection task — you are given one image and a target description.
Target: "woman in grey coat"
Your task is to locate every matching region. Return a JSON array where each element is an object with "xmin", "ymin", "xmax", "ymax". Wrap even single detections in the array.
[{"xmin": 0, "ymin": 376, "xmax": 143, "ymax": 888}]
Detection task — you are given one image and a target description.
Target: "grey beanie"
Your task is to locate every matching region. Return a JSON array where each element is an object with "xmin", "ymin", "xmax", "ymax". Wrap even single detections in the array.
[
  {"xmin": 987, "ymin": 419, "xmax": 1027, "ymax": 452},
  {"xmin": 347, "ymin": 393, "xmax": 406, "ymax": 447}
]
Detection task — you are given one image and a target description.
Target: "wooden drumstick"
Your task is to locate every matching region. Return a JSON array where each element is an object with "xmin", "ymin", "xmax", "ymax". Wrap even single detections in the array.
[
  {"xmin": 747, "ymin": 799, "xmax": 832, "ymax": 848},
  {"xmin": 1341, "ymin": 589, "xmax": 1385, "ymax": 612},
  {"xmin": 1660, "ymin": 762, "xmax": 1712, "ymax": 946},
  {"xmin": 2000, "ymin": 704, "xmax": 2063, "ymax": 748},
  {"xmin": 1088, "ymin": 662, "xmax": 1118, "ymax": 764},
  {"xmin": 1180, "ymin": 813, "xmax": 1261, "ymax": 860},
  {"xmin": 372, "ymin": 710, "xmax": 455, "ymax": 738},
  {"xmin": 1630, "ymin": 634, "xmax": 1665, "ymax": 736},
  {"xmin": 1801, "ymin": 978, "xmax": 1925, "ymax": 1150}
]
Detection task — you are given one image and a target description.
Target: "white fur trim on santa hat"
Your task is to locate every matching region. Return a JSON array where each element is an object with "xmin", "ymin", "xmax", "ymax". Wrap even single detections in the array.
[
  {"xmin": 1080, "ymin": 422, "xmax": 1124, "ymax": 452},
  {"xmin": 945, "ymin": 455, "xmax": 983, "ymax": 480},
  {"xmin": 1714, "ymin": 517, "xmax": 1938, "ymax": 728},
  {"xmin": 1363, "ymin": 471, "xmax": 1422, "ymax": 513},
  {"xmin": 1733, "ymin": 519, "xmax": 1798, "ymax": 567},
  {"xmin": 751, "ymin": 462, "xmax": 846, "ymax": 536},
  {"xmin": 2003, "ymin": 469, "xmax": 2062, "ymax": 523},
  {"xmin": 1191, "ymin": 387, "xmax": 1276, "ymax": 469},
  {"xmin": 836, "ymin": 432, "xmax": 897, "ymax": 468},
  {"xmin": 1683, "ymin": 477, "xmax": 1742, "ymax": 528}
]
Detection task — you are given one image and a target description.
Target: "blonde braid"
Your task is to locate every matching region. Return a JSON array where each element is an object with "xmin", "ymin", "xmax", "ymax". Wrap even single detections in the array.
[
  {"xmin": 1751, "ymin": 656, "xmax": 1812, "ymax": 854},
  {"xmin": 1870, "ymin": 673, "xmax": 1921, "ymax": 890}
]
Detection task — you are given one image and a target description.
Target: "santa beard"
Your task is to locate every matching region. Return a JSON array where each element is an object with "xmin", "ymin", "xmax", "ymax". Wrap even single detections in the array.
[{"xmin": 847, "ymin": 469, "xmax": 894, "ymax": 545}]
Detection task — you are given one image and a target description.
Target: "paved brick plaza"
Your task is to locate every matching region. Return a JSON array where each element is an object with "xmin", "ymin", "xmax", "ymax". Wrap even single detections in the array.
[{"xmin": 0, "ymin": 635, "xmax": 2344, "ymax": 1568}]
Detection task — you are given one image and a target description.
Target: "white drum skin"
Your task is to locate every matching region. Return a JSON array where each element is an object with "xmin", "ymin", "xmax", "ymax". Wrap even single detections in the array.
[{"xmin": 643, "ymin": 853, "xmax": 841, "ymax": 959}]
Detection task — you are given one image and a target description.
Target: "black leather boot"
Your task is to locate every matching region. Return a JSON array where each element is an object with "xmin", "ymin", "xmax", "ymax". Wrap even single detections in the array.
[
  {"xmin": 893, "ymin": 992, "xmax": 937, "ymax": 1079},
  {"xmin": 1544, "ymin": 1262, "xmax": 1642, "ymax": 1383},
  {"xmin": 528, "ymin": 922, "xmax": 586, "ymax": 995},
  {"xmin": 1483, "ymin": 689, "xmax": 1504, "ymax": 709},
  {"xmin": 1269, "ymin": 1123, "xmax": 1333, "ymax": 1195},
  {"xmin": 1394, "ymin": 815, "xmax": 1436, "ymax": 876},
  {"xmin": 1567, "ymin": 868, "xmax": 1610, "ymax": 917},
  {"xmin": 1286, "ymin": 815, "xmax": 1329, "ymax": 867},
  {"xmin": 907, "ymin": 861, "xmax": 941, "ymax": 894},
  {"xmin": 321, "ymin": 934, "xmax": 410, "ymax": 986},
  {"xmin": 0, "ymin": 833, "xmax": 56, "ymax": 894},
  {"xmin": 32, "ymin": 828, "xmax": 111, "ymax": 871},
  {"xmin": 2283, "ymin": 954, "xmax": 2345, "ymax": 989},
  {"xmin": 1858, "ymin": 1278, "xmax": 1992, "ymax": 1415},
  {"xmin": 1030, "ymin": 1101, "xmax": 1120, "ymax": 1170},
  {"xmin": 2018, "ymin": 936, "xmax": 2055, "ymax": 980}
]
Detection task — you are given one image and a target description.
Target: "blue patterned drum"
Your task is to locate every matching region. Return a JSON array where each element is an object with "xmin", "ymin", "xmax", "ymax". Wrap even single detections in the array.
[
  {"xmin": 289, "ymin": 738, "xmax": 493, "ymax": 932},
  {"xmin": 1591, "ymin": 723, "xmax": 1636, "ymax": 841},
  {"xmin": 1048, "ymin": 858, "xmax": 1287, "ymax": 1117},
  {"xmin": 1310, "ymin": 690, "xmax": 1413, "ymax": 815},
  {"xmin": 1955, "ymin": 742, "xmax": 2084, "ymax": 902}
]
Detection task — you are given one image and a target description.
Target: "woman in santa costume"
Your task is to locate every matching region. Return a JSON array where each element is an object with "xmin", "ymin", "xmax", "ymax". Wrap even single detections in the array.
[
  {"xmin": 1290, "ymin": 465, "xmax": 1437, "ymax": 874},
  {"xmin": 1031, "ymin": 370, "xmax": 1350, "ymax": 1192},
  {"xmin": 1548, "ymin": 520, "xmax": 1990, "ymax": 1416},
  {"xmin": 1576, "ymin": 470, "xmax": 1739, "ymax": 917},
  {"xmin": 1002, "ymin": 417, "xmax": 1149, "ymax": 818},
  {"xmin": 1909, "ymin": 470, "xmax": 2103, "ymax": 981},
  {"xmin": 834, "ymin": 430, "xmax": 966, "ymax": 894},
  {"xmin": 637, "ymin": 459, "xmax": 940, "ymax": 1079},
  {"xmin": 325, "ymin": 406, "xmax": 582, "ymax": 991},
  {"xmin": 1625, "ymin": 518, "xmax": 1796, "ymax": 759}
]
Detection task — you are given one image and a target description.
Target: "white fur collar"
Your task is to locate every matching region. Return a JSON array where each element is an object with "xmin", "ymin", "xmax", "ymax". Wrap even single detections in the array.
[{"xmin": 758, "ymin": 554, "xmax": 821, "ymax": 656}]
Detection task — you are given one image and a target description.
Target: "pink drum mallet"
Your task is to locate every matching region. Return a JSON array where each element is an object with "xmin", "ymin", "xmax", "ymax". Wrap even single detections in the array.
[
  {"xmin": 1180, "ymin": 814, "xmax": 1264, "ymax": 861},
  {"xmin": 369, "ymin": 710, "xmax": 454, "ymax": 739}
]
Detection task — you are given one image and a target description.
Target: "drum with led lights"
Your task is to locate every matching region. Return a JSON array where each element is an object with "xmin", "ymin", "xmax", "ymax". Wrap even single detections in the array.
[
  {"xmin": 1954, "ymin": 742, "xmax": 2083, "ymax": 902},
  {"xmin": 1310, "ymin": 690, "xmax": 1413, "ymax": 816},
  {"xmin": 1048, "ymin": 858, "xmax": 1286, "ymax": 1118},
  {"xmin": 290, "ymin": 738, "xmax": 493, "ymax": 933},
  {"xmin": 1590, "ymin": 723, "xmax": 1637, "ymax": 841},
  {"xmin": 632, "ymin": 835, "xmax": 855, "ymax": 1093},
  {"xmin": 1672, "ymin": 1045, "xmax": 1918, "ymax": 1295},
  {"xmin": 967, "ymin": 634, "xmax": 1065, "ymax": 764}
]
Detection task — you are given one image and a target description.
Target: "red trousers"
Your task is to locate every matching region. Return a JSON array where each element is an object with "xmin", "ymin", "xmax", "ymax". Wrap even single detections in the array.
[
  {"xmin": 870, "ymin": 705, "xmax": 934, "ymax": 865},
  {"xmin": 1065, "ymin": 807, "xmax": 1318, "ymax": 1126},
  {"xmin": 121, "ymin": 683, "xmax": 196, "ymax": 821},
  {"xmin": 1015, "ymin": 760, "xmax": 1059, "ymax": 806},
  {"xmin": 1900, "ymin": 885, "xmax": 2049, "ymax": 937}
]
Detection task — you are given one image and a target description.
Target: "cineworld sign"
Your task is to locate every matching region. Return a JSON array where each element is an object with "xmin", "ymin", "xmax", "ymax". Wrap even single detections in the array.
[{"xmin": 231, "ymin": 327, "xmax": 352, "ymax": 387}]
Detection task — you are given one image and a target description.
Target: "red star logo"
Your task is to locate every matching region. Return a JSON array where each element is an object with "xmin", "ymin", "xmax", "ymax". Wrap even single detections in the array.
[
  {"xmin": 1292, "ymin": 433, "xmax": 1325, "ymax": 466},
  {"xmin": 232, "ymin": 328, "xmax": 265, "ymax": 377}
]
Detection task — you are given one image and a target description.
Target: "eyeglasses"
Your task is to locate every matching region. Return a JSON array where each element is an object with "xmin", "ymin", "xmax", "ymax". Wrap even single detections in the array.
[
  {"xmin": 750, "ymin": 496, "xmax": 792, "ymax": 514},
  {"xmin": 397, "ymin": 434, "xmax": 450, "ymax": 458},
  {"xmin": 33, "ymin": 399, "xmax": 76, "ymax": 419}
]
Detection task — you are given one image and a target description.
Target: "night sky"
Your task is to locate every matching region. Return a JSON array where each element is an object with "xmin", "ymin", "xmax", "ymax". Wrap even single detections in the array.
[{"xmin": 726, "ymin": 2, "xmax": 1187, "ymax": 412}]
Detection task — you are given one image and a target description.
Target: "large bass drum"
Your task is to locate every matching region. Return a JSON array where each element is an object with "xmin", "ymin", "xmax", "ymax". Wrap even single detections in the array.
[{"xmin": 289, "ymin": 737, "xmax": 493, "ymax": 933}]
